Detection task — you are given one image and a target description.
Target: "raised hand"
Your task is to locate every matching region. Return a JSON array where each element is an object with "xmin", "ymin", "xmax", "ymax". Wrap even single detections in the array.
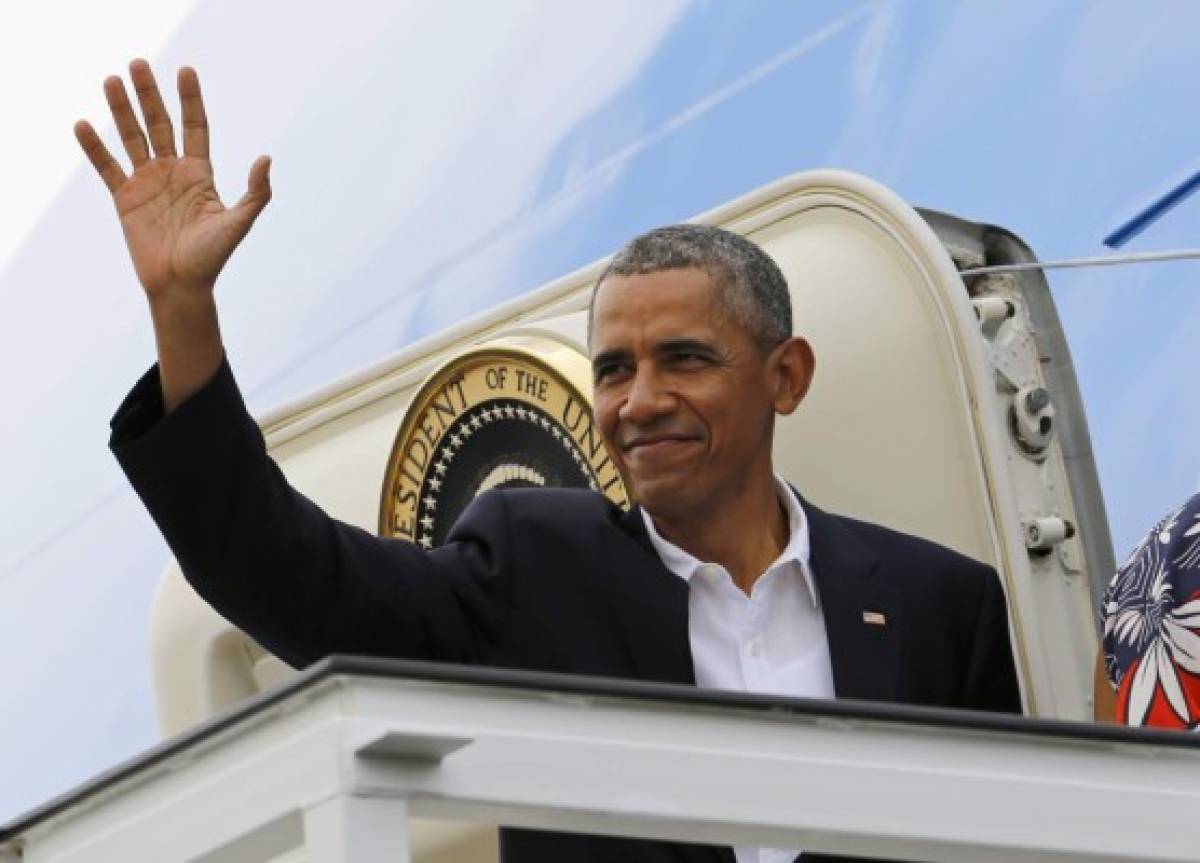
[
  {"xmin": 75, "ymin": 59, "xmax": 271, "ymax": 298},
  {"xmin": 76, "ymin": 60, "xmax": 271, "ymax": 411}
]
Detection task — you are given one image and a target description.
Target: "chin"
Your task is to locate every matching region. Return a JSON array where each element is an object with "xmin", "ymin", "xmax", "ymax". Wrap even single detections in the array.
[{"xmin": 630, "ymin": 477, "xmax": 705, "ymax": 517}]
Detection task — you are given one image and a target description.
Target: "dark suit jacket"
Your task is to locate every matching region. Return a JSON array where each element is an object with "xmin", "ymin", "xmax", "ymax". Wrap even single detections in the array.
[{"xmin": 111, "ymin": 360, "xmax": 1022, "ymax": 863}]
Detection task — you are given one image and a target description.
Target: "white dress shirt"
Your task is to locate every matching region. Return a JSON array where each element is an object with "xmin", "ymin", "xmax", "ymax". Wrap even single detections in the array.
[{"xmin": 641, "ymin": 476, "xmax": 834, "ymax": 863}]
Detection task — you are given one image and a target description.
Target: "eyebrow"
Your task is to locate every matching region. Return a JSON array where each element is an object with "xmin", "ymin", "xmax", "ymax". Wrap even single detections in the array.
[
  {"xmin": 654, "ymin": 338, "xmax": 720, "ymax": 357},
  {"xmin": 591, "ymin": 348, "xmax": 630, "ymax": 372}
]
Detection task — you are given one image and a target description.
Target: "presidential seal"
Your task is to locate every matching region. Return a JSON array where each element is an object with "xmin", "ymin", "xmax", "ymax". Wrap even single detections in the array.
[{"xmin": 379, "ymin": 339, "xmax": 629, "ymax": 548}]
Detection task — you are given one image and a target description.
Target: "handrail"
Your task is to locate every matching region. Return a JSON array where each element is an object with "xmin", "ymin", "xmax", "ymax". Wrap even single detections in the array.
[
  {"xmin": 3, "ymin": 657, "xmax": 1198, "ymax": 862},
  {"xmin": 961, "ymin": 245, "xmax": 1200, "ymax": 275}
]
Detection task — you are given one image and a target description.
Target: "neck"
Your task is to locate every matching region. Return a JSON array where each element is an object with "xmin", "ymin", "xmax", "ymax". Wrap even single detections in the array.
[{"xmin": 650, "ymin": 471, "xmax": 789, "ymax": 595}]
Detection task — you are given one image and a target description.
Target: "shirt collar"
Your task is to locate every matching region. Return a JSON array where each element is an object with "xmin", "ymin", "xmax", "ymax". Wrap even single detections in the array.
[{"xmin": 640, "ymin": 476, "xmax": 818, "ymax": 607}]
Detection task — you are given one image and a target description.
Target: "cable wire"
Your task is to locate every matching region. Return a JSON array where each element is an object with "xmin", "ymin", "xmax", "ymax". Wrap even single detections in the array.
[{"xmin": 960, "ymin": 247, "xmax": 1200, "ymax": 276}]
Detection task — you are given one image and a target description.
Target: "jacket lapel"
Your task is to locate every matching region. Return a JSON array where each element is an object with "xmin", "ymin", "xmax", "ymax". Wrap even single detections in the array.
[
  {"xmin": 802, "ymin": 497, "xmax": 902, "ymax": 703},
  {"xmin": 604, "ymin": 504, "xmax": 696, "ymax": 686},
  {"xmin": 603, "ymin": 496, "xmax": 903, "ymax": 702}
]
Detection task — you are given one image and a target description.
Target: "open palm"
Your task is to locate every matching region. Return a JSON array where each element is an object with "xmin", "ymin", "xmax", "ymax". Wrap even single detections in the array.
[{"xmin": 75, "ymin": 60, "xmax": 271, "ymax": 298}]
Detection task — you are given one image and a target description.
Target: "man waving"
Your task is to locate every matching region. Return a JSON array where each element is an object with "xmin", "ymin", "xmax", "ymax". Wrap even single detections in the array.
[{"xmin": 80, "ymin": 60, "xmax": 1021, "ymax": 863}]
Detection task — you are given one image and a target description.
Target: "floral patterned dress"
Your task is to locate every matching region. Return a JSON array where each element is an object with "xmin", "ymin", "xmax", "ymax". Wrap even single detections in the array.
[{"xmin": 1101, "ymin": 493, "xmax": 1200, "ymax": 728}]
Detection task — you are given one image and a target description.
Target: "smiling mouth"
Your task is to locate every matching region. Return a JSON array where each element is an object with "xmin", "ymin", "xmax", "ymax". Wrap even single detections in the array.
[{"xmin": 622, "ymin": 435, "xmax": 701, "ymax": 454}]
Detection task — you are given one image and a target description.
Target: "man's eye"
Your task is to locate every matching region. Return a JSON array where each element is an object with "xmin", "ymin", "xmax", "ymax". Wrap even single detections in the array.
[
  {"xmin": 594, "ymin": 363, "xmax": 626, "ymax": 383},
  {"xmin": 669, "ymin": 351, "xmax": 707, "ymax": 366}
]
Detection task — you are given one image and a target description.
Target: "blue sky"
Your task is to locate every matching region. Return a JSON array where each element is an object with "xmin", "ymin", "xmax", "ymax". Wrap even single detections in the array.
[{"xmin": 2, "ymin": 0, "xmax": 1198, "ymax": 823}]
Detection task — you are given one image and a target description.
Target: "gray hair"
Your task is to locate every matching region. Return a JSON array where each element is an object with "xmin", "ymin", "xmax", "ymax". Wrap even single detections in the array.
[{"xmin": 592, "ymin": 224, "xmax": 792, "ymax": 349}]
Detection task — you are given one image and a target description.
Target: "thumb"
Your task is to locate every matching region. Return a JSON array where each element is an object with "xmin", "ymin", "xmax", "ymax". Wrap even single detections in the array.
[{"xmin": 233, "ymin": 155, "xmax": 272, "ymax": 221}]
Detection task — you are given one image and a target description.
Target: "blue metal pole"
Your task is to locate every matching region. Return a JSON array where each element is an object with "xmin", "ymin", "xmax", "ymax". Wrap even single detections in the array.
[{"xmin": 1104, "ymin": 168, "xmax": 1200, "ymax": 249}]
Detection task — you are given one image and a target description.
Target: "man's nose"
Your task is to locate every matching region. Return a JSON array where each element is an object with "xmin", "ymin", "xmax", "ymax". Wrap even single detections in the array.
[{"xmin": 619, "ymin": 366, "xmax": 673, "ymax": 424}]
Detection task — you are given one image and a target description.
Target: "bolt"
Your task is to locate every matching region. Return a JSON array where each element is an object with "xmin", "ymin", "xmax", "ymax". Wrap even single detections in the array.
[{"xmin": 1025, "ymin": 387, "xmax": 1050, "ymax": 413}]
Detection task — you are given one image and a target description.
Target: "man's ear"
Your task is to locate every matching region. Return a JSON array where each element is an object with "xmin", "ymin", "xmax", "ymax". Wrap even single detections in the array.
[{"xmin": 768, "ymin": 337, "xmax": 815, "ymax": 416}]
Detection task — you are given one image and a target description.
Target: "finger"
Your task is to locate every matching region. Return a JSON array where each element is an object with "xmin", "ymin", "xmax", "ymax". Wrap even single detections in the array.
[
  {"xmin": 103, "ymin": 75, "xmax": 150, "ymax": 166},
  {"xmin": 177, "ymin": 66, "xmax": 209, "ymax": 159},
  {"xmin": 231, "ymin": 155, "xmax": 273, "ymax": 231},
  {"xmin": 129, "ymin": 58, "xmax": 177, "ymax": 158},
  {"xmin": 74, "ymin": 120, "xmax": 127, "ymax": 194}
]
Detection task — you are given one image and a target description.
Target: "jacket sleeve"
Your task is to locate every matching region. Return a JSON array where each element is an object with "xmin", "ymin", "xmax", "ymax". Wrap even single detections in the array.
[
  {"xmin": 962, "ymin": 565, "xmax": 1024, "ymax": 714},
  {"xmin": 110, "ymin": 359, "xmax": 512, "ymax": 669}
]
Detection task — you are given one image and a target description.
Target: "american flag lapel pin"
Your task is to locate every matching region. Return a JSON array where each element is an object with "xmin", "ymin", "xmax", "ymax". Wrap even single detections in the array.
[{"xmin": 862, "ymin": 610, "xmax": 887, "ymax": 626}]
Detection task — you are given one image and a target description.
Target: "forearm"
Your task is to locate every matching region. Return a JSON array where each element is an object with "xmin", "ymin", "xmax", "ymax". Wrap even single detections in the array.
[
  {"xmin": 113, "ymin": 359, "xmax": 416, "ymax": 666},
  {"xmin": 148, "ymin": 291, "xmax": 224, "ymax": 413},
  {"xmin": 111, "ymin": 359, "xmax": 511, "ymax": 668}
]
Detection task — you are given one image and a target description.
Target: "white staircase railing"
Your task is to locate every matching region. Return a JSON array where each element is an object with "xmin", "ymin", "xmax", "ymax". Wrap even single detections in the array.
[{"xmin": 3, "ymin": 657, "xmax": 1197, "ymax": 862}]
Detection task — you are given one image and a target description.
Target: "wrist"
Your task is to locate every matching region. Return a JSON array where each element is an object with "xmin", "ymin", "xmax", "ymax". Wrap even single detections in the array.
[
  {"xmin": 147, "ymin": 289, "xmax": 218, "ymax": 326},
  {"xmin": 147, "ymin": 290, "xmax": 225, "ymax": 413}
]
